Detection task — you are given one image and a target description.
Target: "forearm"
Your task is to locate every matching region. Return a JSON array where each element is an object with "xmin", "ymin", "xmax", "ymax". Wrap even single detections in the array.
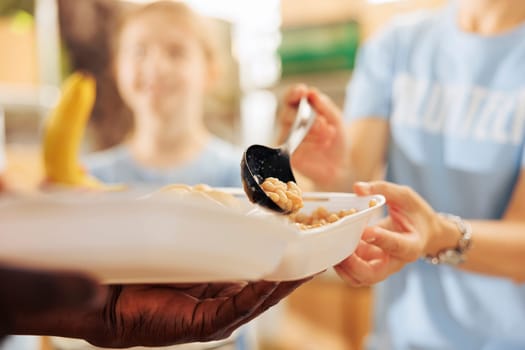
[
  {"xmin": 461, "ymin": 220, "xmax": 525, "ymax": 282},
  {"xmin": 430, "ymin": 218, "xmax": 525, "ymax": 282},
  {"xmin": 10, "ymin": 307, "xmax": 102, "ymax": 342}
]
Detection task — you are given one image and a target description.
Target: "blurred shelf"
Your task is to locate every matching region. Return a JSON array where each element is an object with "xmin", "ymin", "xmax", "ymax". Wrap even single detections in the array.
[
  {"xmin": 279, "ymin": 21, "xmax": 359, "ymax": 77},
  {"xmin": 0, "ymin": 83, "xmax": 58, "ymax": 144},
  {"xmin": 281, "ymin": 0, "xmax": 363, "ymax": 28},
  {"xmin": 0, "ymin": 83, "xmax": 59, "ymax": 114}
]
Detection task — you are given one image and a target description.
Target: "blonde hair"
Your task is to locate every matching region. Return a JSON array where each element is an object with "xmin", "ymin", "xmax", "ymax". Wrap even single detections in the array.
[{"xmin": 113, "ymin": 1, "xmax": 219, "ymax": 68}]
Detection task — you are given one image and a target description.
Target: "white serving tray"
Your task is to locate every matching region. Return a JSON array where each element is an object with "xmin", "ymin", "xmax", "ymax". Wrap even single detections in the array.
[{"xmin": 0, "ymin": 188, "xmax": 385, "ymax": 283}]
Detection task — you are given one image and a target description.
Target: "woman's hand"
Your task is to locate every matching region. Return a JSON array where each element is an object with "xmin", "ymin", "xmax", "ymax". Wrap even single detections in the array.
[
  {"xmin": 278, "ymin": 84, "xmax": 348, "ymax": 189},
  {"xmin": 335, "ymin": 181, "xmax": 456, "ymax": 287}
]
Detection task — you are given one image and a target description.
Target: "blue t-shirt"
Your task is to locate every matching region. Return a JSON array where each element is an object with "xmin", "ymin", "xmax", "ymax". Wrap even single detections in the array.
[
  {"xmin": 345, "ymin": 6, "xmax": 525, "ymax": 350},
  {"xmin": 85, "ymin": 136, "xmax": 243, "ymax": 188}
]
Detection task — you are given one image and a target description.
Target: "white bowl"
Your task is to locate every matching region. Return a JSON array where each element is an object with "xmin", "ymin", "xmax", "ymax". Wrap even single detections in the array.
[{"xmin": 0, "ymin": 188, "xmax": 385, "ymax": 283}]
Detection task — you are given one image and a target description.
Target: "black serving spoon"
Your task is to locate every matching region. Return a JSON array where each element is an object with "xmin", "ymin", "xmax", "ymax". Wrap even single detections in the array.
[{"xmin": 241, "ymin": 97, "xmax": 316, "ymax": 214}]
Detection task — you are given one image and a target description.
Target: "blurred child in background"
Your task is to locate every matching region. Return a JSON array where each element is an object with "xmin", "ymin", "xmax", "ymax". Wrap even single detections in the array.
[{"xmin": 85, "ymin": 1, "xmax": 242, "ymax": 189}]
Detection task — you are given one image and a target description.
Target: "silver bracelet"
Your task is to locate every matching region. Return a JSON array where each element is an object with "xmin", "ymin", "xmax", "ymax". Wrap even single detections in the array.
[{"xmin": 423, "ymin": 213, "xmax": 473, "ymax": 266}]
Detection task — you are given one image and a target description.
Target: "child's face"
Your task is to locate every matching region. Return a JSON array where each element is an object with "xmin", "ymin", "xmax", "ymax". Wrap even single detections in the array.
[{"xmin": 115, "ymin": 11, "xmax": 210, "ymax": 121}]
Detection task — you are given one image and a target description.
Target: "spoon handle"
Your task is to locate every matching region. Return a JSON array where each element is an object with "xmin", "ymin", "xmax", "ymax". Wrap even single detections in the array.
[{"xmin": 283, "ymin": 97, "xmax": 316, "ymax": 155}]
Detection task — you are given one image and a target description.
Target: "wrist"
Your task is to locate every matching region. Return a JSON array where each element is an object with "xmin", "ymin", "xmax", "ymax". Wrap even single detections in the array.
[
  {"xmin": 424, "ymin": 213, "xmax": 473, "ymax": 266},
  {"xmin": 11, "ymin": 303, "xmax": 103, "ymax": 341},
  {"xmin": 424, "ymin": 213, "xmax": 461, "ymax": 257}
]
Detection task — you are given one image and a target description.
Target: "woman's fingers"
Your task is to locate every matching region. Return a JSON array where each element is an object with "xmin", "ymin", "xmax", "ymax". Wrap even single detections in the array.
[
  {"xmin": 334, "ymin": 264, "xmax": 365, "ymax": 287},
  {"xmin": 353, "ymin": 181, "xmax": 413, "ymax": 208},
  {"xmin": 283, "ymin": 84, "xmax": 309, "ymax": 108},
  {"xmin": 307, "ymin": 88, "xmax": 343, "ymax": 127},
  {"xmin": 278, "ymin": 84, "xmax": 310, "ymax": 143},
  {"xmin": 335, "ymin": 251, "xmax": 390, "ymax": 286},
  {"xmin": 354, "ymin": 239, "xmax": 386, "ymax": 260},
  {"xmin": 354, "ymin": 181, "xmax": 434, "ymax": 217},
  {"xmin": 307, "ymin": 117, "xmax": 336, "ymax": 144},
  {"xmin": 362, "ymin": 226, "xmax": 421, "ymax": 262}
]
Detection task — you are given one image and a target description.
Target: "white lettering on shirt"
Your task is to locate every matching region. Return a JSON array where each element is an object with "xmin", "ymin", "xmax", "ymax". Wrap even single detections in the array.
[
  {"xmin": 392, "ymin": 74, "xmax": 427, "ymax": 127},
  {"xmin": 512, "ymin": 93, "xmax": 525, "ymax": 145},
  {"xmin": 391, "ymin": 73, "xmax": 525, "ymax": 146}
]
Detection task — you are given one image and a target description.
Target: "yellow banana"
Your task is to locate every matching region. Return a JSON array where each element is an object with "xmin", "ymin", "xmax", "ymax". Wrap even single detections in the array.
[{"xmin": 42, "ymin": 72, "xmax": 119, "ymax": 190}]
